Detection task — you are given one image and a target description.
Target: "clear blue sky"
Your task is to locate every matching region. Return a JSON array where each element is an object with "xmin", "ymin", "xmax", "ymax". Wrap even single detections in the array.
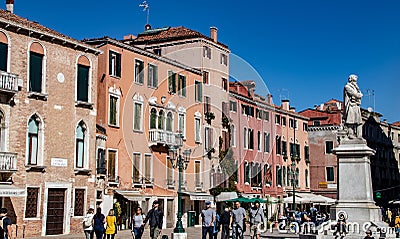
[{"xmin": 13, "ymin": 0, "xmax": 400, "ymax": 122}]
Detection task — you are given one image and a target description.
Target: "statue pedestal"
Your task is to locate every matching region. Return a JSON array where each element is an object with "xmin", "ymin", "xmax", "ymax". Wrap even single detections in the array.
[{"xmin": 171, "ymin": 232, "xmax": 187, "ymax": 239}]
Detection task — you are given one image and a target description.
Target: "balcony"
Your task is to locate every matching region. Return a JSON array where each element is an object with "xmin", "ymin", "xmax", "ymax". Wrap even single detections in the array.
[
  {"xmin": 0, "ymin": 70, "xmax": 19, "ymax": 94},
  {"xmin": 166, "ymin": 179, "xmax": 175, "ymax": 188},
  {"xmin": 132, "ymin": 177, "xmax": 154, "ymax": 188},
  {"xmin": 149, "ymin": 129, "xmax": 178, "ymax": 147},
  {"xmin": 0, "ymin": 152, "xmax": 17, "ymax": 172},
  {"xmin": 195, "ymin": 181, "xmax": 203, "ymax": 190}
]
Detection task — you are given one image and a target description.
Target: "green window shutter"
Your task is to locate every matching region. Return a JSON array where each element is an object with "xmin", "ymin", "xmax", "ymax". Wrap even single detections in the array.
[
  {"xmin": 147, "ymin": 65, "xmax": 152, "ymax": 87},
  {"xmin": 116, "ymin": 53, "xmax": 121, "ymax": 77},
  {"xmin": 139, "ymin": 61, "xmax": 144, "ymax": 84},
  {"xmin": 177, "ymin": 75, "xmax": 181, "ymax": 95},
  {"xmin": 182, "ymin": 75, "xmax": 186, "ymax": 96},
  {"xmin": 29, "ymin": 52, "xmax": 43, "ymax": 93},
  {"xmin": 168, "ymin": 71, "xmax": 172, "ymax": 92},
  {"xmin": 77, "ymin": 65, "xmax": 89, "ymax": 102},
  {"xmin": 154, "ymin": 65, "xmax": 158, "ymax": 88},
  {"xmin": 172, "ymin": 73, "xmax": 176, "ymax": 93},
  {"xmin": 109, "ymin": 51, "xmax": 113, "ymax": 75},
  {"xmin": 0, "ymin": 43, "xmax": 7, "ymax": 72}
]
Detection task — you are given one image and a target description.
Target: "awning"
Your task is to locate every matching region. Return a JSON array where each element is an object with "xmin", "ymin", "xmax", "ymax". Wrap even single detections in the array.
[
  {"xmin": 0, "ymin": 184, "xmax": 26, "ymax": 197},
  {"xmin": 115, "ymin": 190, "xmax": 145, "ymax": 201},
  {"xmin": 183, "ymin": 192, "xmax": 213, "ymax": 201},
  {"xmin": 216, "ymin": 192, "xmax": 238, "ymax": 202}
]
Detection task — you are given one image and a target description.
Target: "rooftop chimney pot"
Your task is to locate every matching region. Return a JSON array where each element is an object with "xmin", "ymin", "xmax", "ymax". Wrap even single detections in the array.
[
  {"xmin": 210, "ymin": 26, "xmax": 218, "ymax": 42},
  {"xmin": 6, "ymin": 0, "xmax": 14, "ymax": 13}
]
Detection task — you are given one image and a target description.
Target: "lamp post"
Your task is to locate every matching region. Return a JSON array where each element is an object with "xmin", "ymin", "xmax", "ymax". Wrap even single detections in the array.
[{"xmin": 169, "ymin": 133, "xmax": 191, "ymax": 236}]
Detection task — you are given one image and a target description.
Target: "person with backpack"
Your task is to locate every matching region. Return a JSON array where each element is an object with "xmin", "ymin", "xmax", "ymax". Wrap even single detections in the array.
[
  {"xmin": 0, "ymin": 208, "xmax": 11, "ymax": 239},
  {"xmin": 249, "ymin": 201, "xmax": 265, "ymax": 239},
  {"xmin": 220, "ymin": 207, "xmax": 232, "ymax": 239},
  {"xmin": 212, "ymin": 206, "xmax": 220, "ymax": 239},
  {"xmin": 143, "ymin": 200, "xmax": 163, "ymax": 239},
  {"xmin": 132, "ymin": 207, "xmax": 145, "ymax": 239},
  {"xmin": 93, "ymin": 207, "xmax": 106, "ymax": 239},
  {"xmin": 83, "ymin": 208, "xmax": 95, "ymax": 239}
]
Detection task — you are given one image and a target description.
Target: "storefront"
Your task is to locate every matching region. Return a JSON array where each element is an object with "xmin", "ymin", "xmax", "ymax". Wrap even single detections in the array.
[{"xmin": 182, "ymin": 192, "xmax": 213, "ymax": 227}]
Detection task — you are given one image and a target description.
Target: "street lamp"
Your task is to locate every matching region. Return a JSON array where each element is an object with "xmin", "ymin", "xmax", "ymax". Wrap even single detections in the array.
[{"xmin": 168, "ymin": 133, "xmax": 191, "ymax": 235}]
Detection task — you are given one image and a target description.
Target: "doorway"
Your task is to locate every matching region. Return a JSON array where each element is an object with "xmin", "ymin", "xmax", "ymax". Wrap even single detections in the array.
[{"xmin": 46, "ymin": 188, "xmax": 66, "ymax": 235}]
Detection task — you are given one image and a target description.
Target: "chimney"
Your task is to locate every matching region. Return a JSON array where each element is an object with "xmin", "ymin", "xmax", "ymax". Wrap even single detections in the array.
[
  {"xmin": 6, "ymin": 0, "xmax": 14, "ymax": 13},
  {"xmin": 210, "ymin": 26, "xmax": 218, "ymax": 42},
  {"xmin": 145, "ymin": 24, "xmax": 151, "ymax": 31},
  {"xmin": 267, "ymin": 94, "xmax": 273, "ymax": 104},
  {"xmin": 281, "ymin": 99, "xmax": 290, "ymax": 111}
]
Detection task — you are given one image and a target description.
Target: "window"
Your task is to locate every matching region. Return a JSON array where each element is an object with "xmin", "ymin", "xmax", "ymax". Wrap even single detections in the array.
[
  {"xmin": 264, "ymin": 111, "xmax": 269, "ymax": 121},
  {"xmin": 109, "ymin": 51, "xmax": 121, "ymax": 77},
  {"xmin": 303, "ymin": 123, "xmax": 308, "ymax": 131},
  {"xmin": 248, "ymin": 129, "xmax": 254, "ymax": 150},
  {"xmin": 25, "ymin": 187, "xmax": 39, "ymax": 218},
  {"xmin": 204, "ymin": 96, "xmax": 211, "ymax": 113},
  {"xmin": 134, "ymin": 59, "xmax": 144, "ymax": 84},
  {"xmin": 205, "ymin": 127, "xmax": 213, "ymax": 151},
  {"xmin": 244, "ymin": 128, "xmax": 247, "ymax": 149},
  {"xmin": 195, "ymin": 81, "xmax": 202, "ymax": 102},
  {"xmin": 290, "ymin": 143, "xmax": 299, "ymax": 158},
  {"xmin": 326, "ymin": 167, "xmax": 334, "ymax": 182},
  {"xmin": 158, "ymin": 110, "xmax": 165, "ymax": 130},
  {"xmin": 230, "ymin": 101, "xmax": 237, "ymax": 112},
  {"xmin": 195, "ymin": 117, "xmax": 201, "ymax": 143},
  {"xmin": 276, "ymin": 136, "xmax": 281, "ymax": 154},
  {"xmin": 282, "ymin": 140, "xmax": 287, "ymax": 156},
  {"xmin": 257, "ymin": 131, "xmax": 261, "ymax": 151},
  {"xmin": 77, "ymin": 64, "xmax": 89, "ymax": 102},
  {"xmin": 242, "ymin": 104, "xmax": 254, "ymax": 117},
  {"xmin": 133, "ymin": 102, "xmax": 143, "ymax": 131},
  {"xmin": 166, "ymin": 112, "xmax": 173, "ymax": 132},
  {"xmin": 203, "ymin": 46, "xmax": 211, "ymax": 59},
  {"xmin": 313, "ymin": 120, "xmax": 321, "ymax": 126},
  {"xmin": 107, "ymin": 150, "xmax": 117, "ymax": 182},
  {"xmin": 305, "ymin": 169, "xmax": 309, "ymax": 188},
  {"xmin": 0, "ymin": 36, "xmax": 8, "ymax": 71},
  {"xmin": 147, "ymin": 64, "xmax": 158, "ymax": 88},
  {"xmin": 96, "ymin": 148, "xmax": 106, "ymax": 175},
  {"xmin": 178, "ymin": 75, "xmax": 186, "ymax": 97},
  {"xmin": 398, "ymin": 134, "xmax": 400, "ymax": 143},
  {"xmin": 75, "ymin": 123, "xmax": 87, "ymax": 168},
  {"xmin": 222, "ymin": 78, "xmax": 228, "ymax": 91},
  {"xmin": 74, "ymin": 189, "xmax": 85, "ymax": 216},
  {"xmin": 109, "ymin": 95, "xmax": 119, "ymax": 126},
  {"xmin": 325, "ymin": 141, "xmax": 334, "ymax": 154},
  {"xmin": 263, "ymin": 132, "xmax": 270, "ymax": 153},
  {"xmin": 195, "ymin": 161, "xmax": 201, "ymax": 188},
  {"xmin": 244, "ymin": 162, "xmax": 250, "ymax": 184},
  {"xmin": 133, "ymin": 153, "xmax": 141, "ymax": 184},
  {"xmin": 168, "ymin": 71, "xmax": 177, "ymax": 94},
  {"xmin": 144, "ymin": 154, "xmax": 152, "ymax": 184},
  {"xmin": 275, "ymin": 115, "xmax": 281, "ymax": 124},
  {"xmin": 231, "ymin": 125, "xmax": 236, "ymax": 146},
  {"xmin": 29, "ymin": 51, "xmax": 43, "ymax": 93},
  {"xmin": 289, "ymin": 119, "xmax": 294, "ymax": 128},
  {"xmin": 220, "ymin": 53, "xmax": 228, "ymax": 66},
  {"xmin": 203, "ymin": 71, "xmax": 209, "ymax": 84},
  {"xmin": 166, "ymin": 156, "xmax": 174, "ymax": 187},
  {"xmin": 282, "ymin": 167, "xmax": 286, "ymax": 186},
  {"xmin": 178, "ymin": 113, "xmax": 185, "ymax": 137},
  {"xmin": 150, "ymin": 108, "xmax": 157, "ymax": 129},
  {"xmin": 305, "ymin": 146, "xmax": 310, "ymax": 161},
  {"xmin": 256, "ymin": 109, "xmax": 263, "ymax": 119},
  {"xmin": 276, "ymin": 166, "xmax": 282, "ymax": 186},
  {"xmin": 282, "ymin": 117, "xmax": 287, "ymax": 126},
  {"xmin": 27, "ymin": 117, "xmax": 39, "ymax": 165}
]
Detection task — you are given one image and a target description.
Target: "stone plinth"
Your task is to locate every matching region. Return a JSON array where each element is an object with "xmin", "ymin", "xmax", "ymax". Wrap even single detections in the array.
[{"xmin": 171, "ymin": 232, "xmax": 187, "ymax": 239}]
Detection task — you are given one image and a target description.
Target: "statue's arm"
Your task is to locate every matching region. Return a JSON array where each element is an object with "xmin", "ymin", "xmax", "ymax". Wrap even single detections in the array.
[{"xmin": 345, "ymin": 84, "xmax": 362, "ymax": 99}]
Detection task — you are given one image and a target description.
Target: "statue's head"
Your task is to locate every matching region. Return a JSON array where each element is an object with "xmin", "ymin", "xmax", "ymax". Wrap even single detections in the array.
[{"xmin": 348, "ymin": 74, "xmax": 358, "ymax": 83}]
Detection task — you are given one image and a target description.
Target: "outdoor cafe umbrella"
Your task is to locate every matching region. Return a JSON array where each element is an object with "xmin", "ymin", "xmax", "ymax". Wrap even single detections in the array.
[{"xmin": 226, "ymin": 197, "xmax": 268, "ymax": 203}]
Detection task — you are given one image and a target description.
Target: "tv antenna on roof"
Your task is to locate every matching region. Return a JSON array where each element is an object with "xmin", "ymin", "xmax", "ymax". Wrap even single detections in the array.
[{"xmin": 139, "ymin": 0, "xmax": 150, "ymax": 25}]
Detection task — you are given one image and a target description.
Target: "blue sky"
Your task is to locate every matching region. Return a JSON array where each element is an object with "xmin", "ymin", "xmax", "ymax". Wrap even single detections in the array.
[{"xmin": 13, "ymin": 0, "xmax": 400, "ymax": 122}]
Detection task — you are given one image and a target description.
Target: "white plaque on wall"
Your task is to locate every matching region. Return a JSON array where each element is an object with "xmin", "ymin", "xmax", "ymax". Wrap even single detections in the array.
[{"xmin": 51, "ymin": 158, "xmax": 68, "ymax": 167}]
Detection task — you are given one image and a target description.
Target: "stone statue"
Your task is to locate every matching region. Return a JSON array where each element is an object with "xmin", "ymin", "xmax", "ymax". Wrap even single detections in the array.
[{"xmin": 343, "ymin": 74, "xmax": 363, "ymax": 138}]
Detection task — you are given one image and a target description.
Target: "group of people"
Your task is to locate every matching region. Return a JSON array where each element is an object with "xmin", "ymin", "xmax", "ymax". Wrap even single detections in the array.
[
  {"xmin": 201, "ymin": 200, "xmax": 265, "ymax": 239},
  {"xmin": 83, "ymin": 200, "xmax": 163, "ymax": 239}
]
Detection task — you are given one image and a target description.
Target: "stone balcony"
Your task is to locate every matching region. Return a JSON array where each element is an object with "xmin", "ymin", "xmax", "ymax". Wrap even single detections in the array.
[
  {"xmin": 148, "ymin": 129, "xmax": 178, "ymax": 146},
  {"xmin": 0, "ymin": 152, "xmax": 17, "ymax": 172},
  {"xmin": 0, "ymin": 70, "xmax": 19, "ymax": 94}
]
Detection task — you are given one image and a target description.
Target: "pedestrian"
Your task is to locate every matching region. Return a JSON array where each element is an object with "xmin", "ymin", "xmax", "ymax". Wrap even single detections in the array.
[
  {"xmin": 220, "ymin": 207, "xmax": 232, "ymax": 239},
  {"xmin": 105, "ymin": 209, "xmax": 117, "ymax": 239},
  {"xmin": 212, "ymin": 206, "xmax": 220, "ymax": 239},
  {"xmin": 132, "ymin": 207, "xmax": 145, "ymax": 239},
  {"xmin": 249, "ymin": 200, "xmax": 265, "ymax": 239},
  {"xmin": 387, "ymin": 208, "xmax": 393, "ymax": 225},
  {"xmin": 394, "ymin": 215, "xmax": 400, "ymax": 237},
  {"xmin": 0, "ymin": 208, "xmax": 12, "ymax": 239},
  {"xmin": 83, "ymin": 208, "xmax": 95, "ymax": 239},
  {"xmin": 201, "ymin": 201, "xmax": 215, "ymax": 239},
  {"xmin": 143, "ymin": 200, "xmax": 163, "ymax": 239},
  {"xmin": 364, "ymin": 230, "xmax": 375, "ymax": 239},
  {"xmin": 232, "ymin": 201, "xmax": 246, "ymax": 239},
  {"xmin": 93, "ymin": 207, "xmax": 106, "ymax": 239}
]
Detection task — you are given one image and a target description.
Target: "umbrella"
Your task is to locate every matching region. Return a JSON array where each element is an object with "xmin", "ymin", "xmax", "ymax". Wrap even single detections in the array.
[
  {"xmin": 283, "ymin": 196, "xmax": 308, "ymax": 204},
  {"xmin": 311, "ymin": 195, "xmax": 335, "ymax": 204},
  {"xmin": 226, "ymin": 197, "xmax": 268, "ymax": 203}
]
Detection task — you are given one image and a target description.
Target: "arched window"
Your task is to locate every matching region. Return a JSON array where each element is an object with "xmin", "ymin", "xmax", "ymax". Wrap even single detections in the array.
[
  {"xmin": 150, "ymin": 108, "xmax": 157, "ymax": 129},
  {"xmin": 0, "ymin": 31, "xmax": 8, "ymax": 72},
  {"xmin": 27, "ymin": 116, "xmax": 39, "ymax": 165},
  {"xmin": 29, "ymin": 42, "xmax": 45, "ymax": 93},
  {"xmin": 158, "ymin": 110, "xmax": 165, "ymax": 130},
  {"xmin": 166, "ymin": 112, "xmax": 173, "ymax": 132},
  {"xmin": 244, "ymin": 162, "xmax": 250, "ymax": 184},
  {"xmin": 77, "ymin": 55, "xmax": 90, "ymax": 102},
  {"xmin": 305, "ymin": 169, "xmax": 309, "ymax": 188},
  {"xmin": 76, "ymin": 121, "xmax": 86, "ymax": 168}
]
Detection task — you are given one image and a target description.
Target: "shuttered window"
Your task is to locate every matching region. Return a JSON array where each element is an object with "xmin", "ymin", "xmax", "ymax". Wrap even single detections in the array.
[
  {"xmin": 25, "ymin": 187, "xmax": 39, "ymax": 218},
  {"xmin": 147, "ymin": 64, "xmax": 158, "ymax": 88},
  {"xmin": 108, "ymin": 150, "xmax": 117, "ymax": 182},
  {"xmin": 168, "ymin": 71, "xmax": 176, "ymax": 94},
  {"xmin": 74, "ymin": 189, "xmax": 85, "ymax": 216},
  {"xmin": 77, "ymin": 64, "xmax": 89, "ymax": 102},
  {"xmin": 29, "ymin": 52, "xmax": 43, "ymax": 93},
  {"xmin": 0, "ymin": 42, "xmax": 7, "ymax": 71},
  {"xmin": 109, "ymin": 51, "xmax": 121, "ymax": 77}
]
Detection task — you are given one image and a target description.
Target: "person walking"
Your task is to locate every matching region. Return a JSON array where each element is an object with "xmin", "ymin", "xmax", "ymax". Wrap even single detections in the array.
[
  {"xmin": 132, "ymin": 207, "xmax": 145, "ymax": 239},
  {"xmin": 83, "ymin": 208, "xmax": 95, "ymax": 239},
  {"xmin": 143, "ymin": 200, "xmax": 163, "ymax": 239},
  {"xmin": 105, "ymin": 209, "xmax": 117, "ymax": 239},
  {"xmin": 201, "ymin": 201, "xmax": 216, "ymax": 239},
  {"xmin": 220, "ymin": 207, "xmax": 232, "ymax": 239},
  {"xmin": 93, "ymin": 208, "xmax": 106, "ymax": 239},
  {"xmin": 0, "ymin": 208, "xmax": 12, "ymax": 239},
  {"xmin": 212, "ymin": 206, "xmax": 220, "ymax": 239},
  {"xmin": 394, "ymin": 215, "xmax": 400, "ymax": 237},
  {"xmin": 232, "ymin": 201, "xmax": 246, "ymax": 239},
  {"xmin": 249, "ymin": 201, "xmax": 265, "ymax": 239}
]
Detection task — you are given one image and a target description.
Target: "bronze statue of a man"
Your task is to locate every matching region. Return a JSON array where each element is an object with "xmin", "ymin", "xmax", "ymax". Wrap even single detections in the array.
[{"xmin": 343, "ymin": 74, "xmax": 363, "ymax": 138}]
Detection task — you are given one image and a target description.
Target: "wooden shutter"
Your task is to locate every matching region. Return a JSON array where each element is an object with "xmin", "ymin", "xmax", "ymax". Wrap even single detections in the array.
[
  {"xmin": 0, "ymin": 42, "xmax": 7, "ymax": 71},
  {"xmin": 74, "ymin": 189, "xmax": 85, "ymax": 216},
  {"xmin": 29, "ymin": 52, "xmax": 43, "ymax": 92},
  {"xmin": 77, "ymin": 65, "xmax": 89, "ymax": 102},
  {"xmin": 116, "ymin": 53, "xmax": 121, "ymax": 77}
]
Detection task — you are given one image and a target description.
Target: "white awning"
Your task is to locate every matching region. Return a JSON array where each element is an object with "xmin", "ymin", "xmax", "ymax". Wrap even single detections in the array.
[
  {"xmin": 0, "ymin": 184, "xmax": 26, "ymax": 197},
  {"xmin": 183, "ymin": 192, "xmax": 213, "ymax": 201},
  {"xmin": 216, "ymin": 192, "xmax": 238, "ymax": 202},
  {"xmin": 115, "ymin": 190, "xmax": 145, "ymax": 201}
]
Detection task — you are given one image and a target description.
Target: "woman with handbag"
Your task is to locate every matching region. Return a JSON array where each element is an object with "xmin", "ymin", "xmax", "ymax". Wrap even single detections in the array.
[
  {"xmin": 105, "ymin": 209, "xmax": 117, "ymax": 239},
  {"xmin": 83, "ymin": 208, "xmax": 95, "ymax": 239},
  {"xmin": 132, "ymin": 207, "xmax": 145, "ymax": 239},
  {"xmin": 93, "ymin": 208, "xmax": 106, "ymax": 239}
]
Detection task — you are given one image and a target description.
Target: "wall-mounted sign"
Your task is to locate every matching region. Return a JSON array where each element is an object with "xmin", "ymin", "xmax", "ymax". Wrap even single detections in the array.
[{"xmin": 51, "ymin": 158, "xmax": 68, "ymax": 167}]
